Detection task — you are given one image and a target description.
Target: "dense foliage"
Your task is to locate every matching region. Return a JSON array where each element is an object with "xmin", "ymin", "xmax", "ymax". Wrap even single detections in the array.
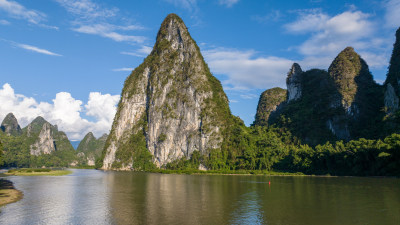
[
  {"xmin": 253, "ymin": 87, "xmax": 286, "ymax": 126},
  {"xmin": 0, "ymin": 116, "xmax": 77, "ymax": 168},
  {"xmin": 165, "ymin": 123, "xmax": 400, "ymax": 176}
]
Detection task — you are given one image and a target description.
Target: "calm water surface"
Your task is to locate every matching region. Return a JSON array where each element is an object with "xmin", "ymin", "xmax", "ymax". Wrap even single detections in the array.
[{"xmin": 0, "ymin": 169, "xmax": 399, "ymax": 225}]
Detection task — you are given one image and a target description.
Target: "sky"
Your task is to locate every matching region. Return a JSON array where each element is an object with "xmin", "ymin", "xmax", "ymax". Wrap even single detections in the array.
[{"xmin": 0, "ymin": 0, "xmax": 399, "ymax": 141}]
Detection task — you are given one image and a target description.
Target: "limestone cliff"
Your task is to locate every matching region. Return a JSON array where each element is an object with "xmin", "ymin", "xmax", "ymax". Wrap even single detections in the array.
[
  {"xmin": 102, "ymin": 14, "xmax": 232, "ymax": 170},
  {"xmin": 253, "ymin": 87, "xmax": 286, "ymax": 126},
  {"xmin": 384, "ymin": 27, "xmax": 400, "ymax": 114},
  {"xmin": 30, "ymin": 123, "xmax": 56, "ymax": 156},
  {"xmin": 255, "ymin": 47, "xmax": 384, "ymax": 145},
  {"xmin": 24, "ymin": 116, "xmax": 75, "ymax": 156},
  {"xmin": 286, "ymin": 63, "xmax": 303, "ymax": 102},
  {"xmin": 1, "ymin": 113, "xmax": 22, "ymax": 136}
]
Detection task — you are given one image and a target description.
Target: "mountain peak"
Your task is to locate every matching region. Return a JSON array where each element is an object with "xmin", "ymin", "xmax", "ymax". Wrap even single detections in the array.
[
  {"xmin": 328, "ymin": 46, "xmax": 373, "ymax": 110},
  {"xmin": 1, "ymin": 113, "xmax": 22, "ymax": 136},
  {"xmin": 154, "ymin": 13, "xmax": 191, "ymax": 52}
]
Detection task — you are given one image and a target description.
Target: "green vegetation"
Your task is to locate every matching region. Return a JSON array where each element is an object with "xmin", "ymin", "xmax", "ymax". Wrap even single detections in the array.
[
  {"xmin": 0, "ymin": 116, "xmax": 77, "ymax": 168},
  {"xmin": 5, "ymin": 168, "xmax": 72, "ymax": 176},
  {"xmin": 0, "ymin": 140, "xmax": 3, "ymax": 167},
  {"xmin": 76, "ymin": 132, "xmax": 107, "ymax": 166},
  {"xmin": 253, "ymin": 87, "xmax": 287, "ymax": 126},
  {"xmin": 160, "ymin": 125, "xmax": 400, "ymax": 176}
]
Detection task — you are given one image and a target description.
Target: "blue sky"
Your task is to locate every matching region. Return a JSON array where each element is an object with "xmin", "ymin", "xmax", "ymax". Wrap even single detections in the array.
[{"xmin": 0, "ymin": 0, "xmax": 399, "ymax": 140}]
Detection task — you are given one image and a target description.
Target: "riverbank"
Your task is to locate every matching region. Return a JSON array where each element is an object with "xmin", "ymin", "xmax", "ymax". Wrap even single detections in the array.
[
  {"xmin": 0, "ymin": 179, "xmax": 23, "ymax": 207},
  {"xmin": 5, "ymin": 168, "xmax": 72, "ymax": 176}
]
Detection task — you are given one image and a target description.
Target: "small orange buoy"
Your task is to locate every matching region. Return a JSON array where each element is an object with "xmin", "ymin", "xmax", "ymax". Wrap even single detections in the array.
[{"xmin": 268, "ymin": 181, "xmax": 271, "ymax": 185}]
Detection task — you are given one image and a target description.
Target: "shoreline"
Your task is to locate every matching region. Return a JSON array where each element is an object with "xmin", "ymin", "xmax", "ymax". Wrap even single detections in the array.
[{"xmin": 0, "ymin": 179, "xmax": 23, "ymax": 208}]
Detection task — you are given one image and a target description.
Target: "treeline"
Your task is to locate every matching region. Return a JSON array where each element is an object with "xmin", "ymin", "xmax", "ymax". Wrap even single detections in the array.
[{"xmin": 164, "ymin": 121, "xmax": 400, "ymax": 176}]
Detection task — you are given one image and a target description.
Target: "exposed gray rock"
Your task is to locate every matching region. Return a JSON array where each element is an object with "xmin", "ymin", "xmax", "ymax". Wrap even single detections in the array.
[
  {"xmin": 30, "ymin": 123, "xmax": 56, "ymax": 156},
  {"xmin": 286, "ymin": 63, "xmax": 303, "ymax": 102},
  {"xmin": 102, "ymin": 14, "xmax": 229, "ymax": 170},
  {"xmin": 384, "ymin": 83, "xmax": 399, "ymax": 114}
]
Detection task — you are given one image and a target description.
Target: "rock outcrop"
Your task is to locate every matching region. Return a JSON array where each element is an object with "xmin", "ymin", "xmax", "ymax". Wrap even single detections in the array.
[
  {"xmin": 254, "ymin": 47, "xmax": 384, "ymax": 144},
  {"xmin": 102, "ymin": 14, "xmax": 232, "ymax": 170},
  {"xmin": 286, "ymin": 63, "xmax": 303, "ymax": 102},
  {"xmin": 253, "ymin": 87, "xmax": 286, "ymax": 126},
  {"xmin": 24, "ymin": 116, "xmax": 75, "ymax": 156},
  {"xmin": 384, "ymin": 27, "xmax": 400, "ymax": 114},
  {"xmin": 1, "ymin": 113, "xmax": 22, "ymax": 136},
  {"xmin": 30, "ymin": 122, "xmax": 56, "ymax": 156}
]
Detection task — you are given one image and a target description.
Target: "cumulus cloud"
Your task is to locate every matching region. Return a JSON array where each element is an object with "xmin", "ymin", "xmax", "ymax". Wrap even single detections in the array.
[
  {"xmin": 203, "ymin": 48, "xmax": 293, "ymax": 90},
  {"xmin": 285, "ymin": 9, "xmax": 388, "ymax": 69},
  {"xmin": 219, "ymin": 0, "xmax": 239, "ymax": 8},
  {"xmin": 385, "ymin": 0, "xmax": 400, "ymax": 28},
  {"xmin": 0, "ymin": 83, "xmax": 120, "ymax": 140}
]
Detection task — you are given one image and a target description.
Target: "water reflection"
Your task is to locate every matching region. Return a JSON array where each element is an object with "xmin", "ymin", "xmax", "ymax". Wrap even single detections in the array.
[{"xmin": 0, "ymin": 170, "xmax": 399, "ymax": 225}]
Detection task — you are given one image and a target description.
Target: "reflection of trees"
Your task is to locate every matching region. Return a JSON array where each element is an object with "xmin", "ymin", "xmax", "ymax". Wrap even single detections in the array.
[{"xmin": 108, "ymin": 173, "xmax": 400, "ymax": 225}]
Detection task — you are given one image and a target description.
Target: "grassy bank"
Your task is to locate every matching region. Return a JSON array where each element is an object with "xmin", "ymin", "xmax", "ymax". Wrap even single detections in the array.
[
  {"xmin": 5, "ymin": 168, "xmax": 72, "ymax": 176},
  {"xmin": 0, "ymin": 179, "xmax": 23, "ymax": 207}
]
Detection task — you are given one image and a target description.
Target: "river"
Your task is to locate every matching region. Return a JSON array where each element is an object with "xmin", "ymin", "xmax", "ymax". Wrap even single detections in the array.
[{"xmin": 0, "ymin": 169, "xmax": 399, "ymax": 225}]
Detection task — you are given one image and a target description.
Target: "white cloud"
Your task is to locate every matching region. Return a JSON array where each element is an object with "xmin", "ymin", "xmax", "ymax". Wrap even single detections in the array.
[
  {"xmin": 0, "ymin": 0, "xmax": 56, "ymax": 29},
  {"xmin": 0, "ymin": 83, "xmax": 120, "ymax": 140},
  {"xmin": 203, "ymin": 48, "xmax": 293, "ymax": 90},
  {"xmin": 73, "ymin": 24, "xmax": 145, "ymax": 43},
  {"xmin": 56, "ymin": 0, "xmax": 145, "ymax": 43},
  {"xmin": 121, "ymin": 45, "xmax": 152, "ymax": 57},
  {"xmin": 219, "ymin": 0, "xmax": 239, "ymax": 8},
  {"xmin": 112, "ymin": 67, "xmax": 134, "ymax": 72},
  {"xmin": 385, "ymin": 0, "xmax": 400, "ymax": 28},
  {"xmin": 0, "ymin": 19, "xmax": 10, "ymax": 25},
  {"xmin": 17, "ymin": 43, "xmax": 62, "ymax": 56},
  {"xmin": 55, "ymin": 0, "xmax": 117, "ymax": 20},
  {"xmin": 285, "ymin": 9, "xmax": 388, "ymax": 70},
  {"xmin": 252, "ymin": 10, "xmax": 282, "ymax": 23},
  {"xmin": 0, "ymin": 0, "xmax": 44, "ymax": 24}
]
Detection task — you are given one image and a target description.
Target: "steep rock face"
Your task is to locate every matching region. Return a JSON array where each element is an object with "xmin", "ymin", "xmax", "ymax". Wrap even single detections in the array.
[
  {"xmin": 1, "ymin": 113, "xmax": 22, "ymax": 136},
  {"xmin": 30, "ymin": 123, "xmax": 56, "ymax": 156},
  {"xmin": 385, "ymin": 28, "xmax": 400, "ymax": 113},
  {"xmin": 286, "ymin": 63, "xmax": 303, "ymax": 102},
  {"xmin": 102, "ymin": 14, "xmax": 231, "ymax": 170},
  {"xmin": 24, "ymin": 116, "xmax": 74, "ymax": 155},
  {"xmin": 384, "ymin": 83, "xmax": 399, "ymax": 113},
  {"xmin": 253, "ymin": 87, "xmax": 286, "ymax": 126}
]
